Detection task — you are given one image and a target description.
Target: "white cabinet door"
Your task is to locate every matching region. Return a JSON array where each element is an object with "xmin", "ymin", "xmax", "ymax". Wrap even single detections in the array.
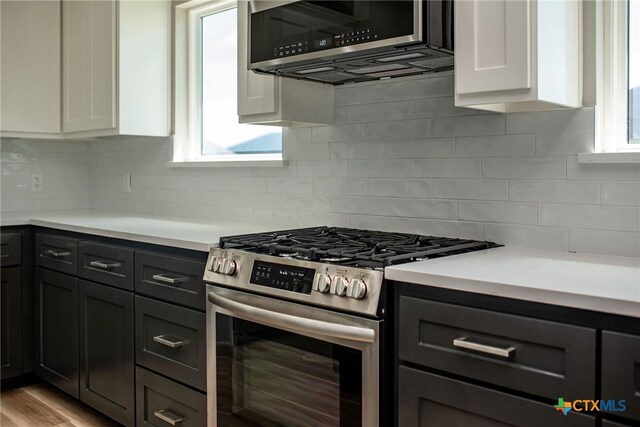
[
  {"xmin": 63, "ymin": 0, "xmax": 116, "ymax": 134},
  {"xmin": 455, "ymin": 0, "xmax": 531, "ymax": 95},
  {"xmin": 455, "ymin": 0, "xmax": 581, "ymax": 112},
  {"xmin": 236, "ymin": 0, "xmax": 277, "ymax": 116},
  {"xmin": 0, "ymin": 1, "xmax": 61, "ymax": 136}
]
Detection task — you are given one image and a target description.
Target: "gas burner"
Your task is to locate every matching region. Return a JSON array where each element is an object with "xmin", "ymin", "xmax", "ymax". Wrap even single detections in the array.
[{"xmin": 220, "ymin": 226, "xmax": 499, "ymax": 268}]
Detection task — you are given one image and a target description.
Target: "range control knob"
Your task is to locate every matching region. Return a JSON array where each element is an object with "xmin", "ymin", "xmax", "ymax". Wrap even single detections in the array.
[
  {"xmin": 220, "ymin": 258, "xmax": 236, "ymax": 275},
  {"xmin": 332, "ymin": 276, "xmax": 348, "ymax": 296},
  {"xmin": 313, "ymin": 274, "xmax": 331, "ymax": 293},
  {"xmin": 347, "ymin": 279, "xmax": 367, "ymax": 300},
  {"xmin": 211, "ymin": 257, "xmax": 223, "ymax": 272}
]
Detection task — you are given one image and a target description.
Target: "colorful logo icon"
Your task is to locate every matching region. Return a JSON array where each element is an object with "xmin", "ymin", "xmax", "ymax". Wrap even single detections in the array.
[
  {"xmin": 554, "ymin": 398, "xmax": 572, "ymax": 415},
  {"xmin": 553, "ymin": 398, "xmax": 627, "ymax": 415}
]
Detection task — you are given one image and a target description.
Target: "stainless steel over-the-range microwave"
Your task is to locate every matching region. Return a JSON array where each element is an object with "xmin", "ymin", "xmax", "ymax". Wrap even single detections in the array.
[{"xmin": 247, "ymin": 0, "xmax": 454, "ymax": 85}]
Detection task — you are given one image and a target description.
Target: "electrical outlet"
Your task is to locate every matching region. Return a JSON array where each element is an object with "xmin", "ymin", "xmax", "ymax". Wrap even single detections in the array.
[
  {"xmin": 31, "ymin": 174, "xmax": 43, "ymax": 192},
  {"xmin": 123, "ymin": 174, "xmax": 132, "ymax": 193}
]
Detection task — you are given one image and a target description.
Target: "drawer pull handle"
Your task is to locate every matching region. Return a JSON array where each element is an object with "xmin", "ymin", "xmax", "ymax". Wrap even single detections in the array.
[
  {"xmin": 89, "ymin": 260, "xmax": 121, "ymax": 269},
  {"xmin": 154, "ymin": 409, "xmax": 185, "ymax": 426},
  {"xmin": 45, "ymin": 249, "xmax": 71, "ymax": 258},
  {"xmin": 152, "ymin": 273, "xmax": 188, "ymax": 284},
  {"xmin": 153, "ymin": 334, "xmax": 190, "ymax": 348},
  {"xmin": 453, "ymin": 337, "xmax": 516, "ymax": 359}
]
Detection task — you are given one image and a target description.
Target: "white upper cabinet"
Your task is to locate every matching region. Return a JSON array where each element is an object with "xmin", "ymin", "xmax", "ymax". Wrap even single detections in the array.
[
  {"xmin": 1, "ymin": 1, "xmax": 61, "ymax": 138},
  {"xmin": 236, "ymin": 1, "xmax": 334, "ymax": 126},
  {"xmin": 63, "ymin": 0, "xmax": 171, "ymax": 137},
  {"xmin": 455, "ymin": 0, "xmax": 581, "ymax": 112}
]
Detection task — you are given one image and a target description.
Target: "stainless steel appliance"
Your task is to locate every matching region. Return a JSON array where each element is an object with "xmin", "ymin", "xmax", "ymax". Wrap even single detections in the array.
[
  {"xmin": 204, "ymin": 227, "xmax": 497, "ymax": 426},
  {"xmin": 247, "ymin": 0, "xmax": 454, "ymax": 84}
]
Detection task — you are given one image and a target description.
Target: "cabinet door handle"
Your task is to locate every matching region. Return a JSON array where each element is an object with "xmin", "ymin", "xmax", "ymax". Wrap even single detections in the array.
[
  {"xmin": 89, "ymin": 260, "xmax": 121, "ymax": 269},
  {"xmin": 44, "ymin": 249, "xmax": 71, "ymax": 258},
  {"xmin": 153, "ymin": 334, "xmax": 190, "ymax": 348},
  {"xmin": 154, "ymin": 409, "xmax": 185, "ymax": 426},
  {"xmin": 453, "ymin": 337, "xmax": 516, "ymax": 359},
  {"xmin": 152, "ymin": 273, "xmax": 188, "ymax": 284}
]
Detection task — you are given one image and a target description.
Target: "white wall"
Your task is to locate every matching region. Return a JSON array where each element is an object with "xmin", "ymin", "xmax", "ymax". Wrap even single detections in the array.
[{"xmin": 2, "ymin": 73, "xmax": 640, "ymax": 257}]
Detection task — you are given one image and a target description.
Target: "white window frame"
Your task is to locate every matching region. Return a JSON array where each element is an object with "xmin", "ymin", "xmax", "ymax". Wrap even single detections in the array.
[
  {"xmin": 581, "ymin": 0, "xmax": 639, "ymax": 163},
  {"xmin": 171, "ymin": 0, "xmax": 284, "ymax": 167}
]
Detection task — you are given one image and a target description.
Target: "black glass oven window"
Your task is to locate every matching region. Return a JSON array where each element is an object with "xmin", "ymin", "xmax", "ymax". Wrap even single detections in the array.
[
  {"xmin": 216, "ymin": 315, "xmax": 362, "ymax": 426},
  {"xmin": 250, "ymin": 0, "xmax": 415, "ymax": 64},
  {"xmin": 250, "ymin": 260, "xmax": 315, "ymax": 294}
]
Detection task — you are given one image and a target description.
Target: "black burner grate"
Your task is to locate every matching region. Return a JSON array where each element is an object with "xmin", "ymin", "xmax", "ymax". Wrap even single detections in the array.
[{"xmin": 220, "ymin": 226, "xmax": 499, "ymax": 269}]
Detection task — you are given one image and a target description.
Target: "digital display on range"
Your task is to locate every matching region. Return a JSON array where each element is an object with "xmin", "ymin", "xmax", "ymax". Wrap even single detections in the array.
[
  {"xmin": 314, "ymin": 37, "xmax": 332, "ymax": 49},
  {"xmin": 250, "ymin": 261, "xmax": 315, "ymax": 294}
]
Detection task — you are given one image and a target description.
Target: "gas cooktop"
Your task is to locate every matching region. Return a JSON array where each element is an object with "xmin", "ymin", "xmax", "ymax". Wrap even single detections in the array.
[{"xmin": 219, "ymin": 226, "xmax": 499, "ymax": 270}]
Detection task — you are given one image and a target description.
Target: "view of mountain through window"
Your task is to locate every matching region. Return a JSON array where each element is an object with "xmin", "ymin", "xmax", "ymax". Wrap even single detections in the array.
[{"xmin": 201, "ymin": 8, "xmax": 282, "ymax": 157}]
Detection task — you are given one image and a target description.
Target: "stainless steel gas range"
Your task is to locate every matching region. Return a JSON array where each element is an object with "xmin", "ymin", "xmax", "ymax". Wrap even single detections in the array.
[{"xmin": 203, "ymin": 227, "xmax": 497, "ymax": 427}]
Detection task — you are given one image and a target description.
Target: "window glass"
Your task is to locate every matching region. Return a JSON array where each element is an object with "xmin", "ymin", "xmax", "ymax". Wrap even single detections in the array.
[
  {"xmin": 201, "ymin": 8, "xmax": 282, "ymax": 157},
  {"xmin": 630, "ymin": 0, "xmax": 639, "ymax": 143}
]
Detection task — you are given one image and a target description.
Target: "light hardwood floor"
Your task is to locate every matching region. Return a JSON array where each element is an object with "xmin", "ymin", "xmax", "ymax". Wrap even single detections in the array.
[{"xmin": 0, "ymin": 383, "xmax": 120, "ymax": 426}]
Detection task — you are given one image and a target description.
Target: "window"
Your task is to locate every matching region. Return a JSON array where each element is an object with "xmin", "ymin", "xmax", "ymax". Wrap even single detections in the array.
[
  {"xmin": 173, "ymin": 0, "xmax": 282, "ymax": 165},
  {"xmin": 629, "ymin": 0, "xmax": 639, "ymax": 144},
  {"xmin": 598, "ymin": 0, "xmax": 639, "ymax": 153}
]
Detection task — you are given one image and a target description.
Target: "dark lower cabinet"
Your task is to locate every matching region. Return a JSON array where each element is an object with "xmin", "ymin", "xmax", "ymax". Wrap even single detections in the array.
[
  {"xmin": 79, "ymin": 280, "xmax": 134, "ymax": 426},
  {"xmin": 136, "ymin": 366, "xmax": 207, "ymax": 427},
  {"xmin": 36, "ymin": 267, "xmax": 79, "ymax": 398},
  {"xmin": 398, "ymin": 366, "xmax": 596, "ymax": 427},
  {"xmin": 1, "ymin": 266, "xmax": 22, "ymax": 379}
]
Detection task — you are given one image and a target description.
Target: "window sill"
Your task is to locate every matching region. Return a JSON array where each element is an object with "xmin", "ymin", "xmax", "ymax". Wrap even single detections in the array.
[
  {"xmin": 166, "ymin": 159, "xmax": 288, "ymax": 168},
  {"xmin": 578, "ymin": 152, "xmax": 640, "ymax": 164}
]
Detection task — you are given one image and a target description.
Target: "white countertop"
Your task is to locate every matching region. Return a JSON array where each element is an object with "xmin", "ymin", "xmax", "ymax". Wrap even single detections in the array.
[
  {"xmin": 1, "ymin": 210, "xmax": 276, "ymax": 252},
  {"xmin": 386, "ymin": 246, "xmax": 640, "ymax": 318}
]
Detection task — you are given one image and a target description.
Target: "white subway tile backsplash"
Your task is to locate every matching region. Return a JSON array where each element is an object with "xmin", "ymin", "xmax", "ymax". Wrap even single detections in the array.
[
  {"xmin": 455, "ymin": 134, "xmax": 534, "ymax": 158},
  {"xmin": 535, "ymin": 131, "xmax": 594, "ymax": 156},
  {"xmin": 458, "ymin": 201, "xmax": 537, "ymax": 225},
  {"xmin": 3, "ymin": 75, "xmax": 639, "ymax": 258},
  {"xmin": 506, "ymin": 108, "xmax": 595, "ymax": 133},
  {"xmin": 314, "ymin": 178, "xmax": 370, "ymax": 196},
  {"xmin": 347, "ymin": 101, "xmax": 407, "ymax": 123},
  {"xmin": 482, "ymin": 157, "xmax": 566, "ymax": 179},
  {"xmin": 484, "ymin": 223, "xmax": 570, "ymax": 251},
  {"xmin": 570, "ymin": 229, "xmax": 640, "ymax": 257},
  {"xmin": 601, "ymin": 181, "xmax": 640, "ymax": 206},
  {"xmin": 434, "ymin": 179, "xmax": 508, "ymax": 200},
  {"xmin": 331, "ymin": 139, "xmax": 454, "ymax": 160},
  {"xmin": 538, "ymin": 203, "xmax": 638, "ymax": 231},
  {"xmin": 312, "ymin": 124, "xmax": 365, "ymax": 142},
  {"xmin": 508, "ymin": 180, "xmax": 600, "ymax": 204},
  {"xmin": 369, "ymin": 178, "xmax": 433, "ymax": 198},
  {"xmin": 349, "ymin": 159, "xmax": 412, "ymax": 178},
  {"xmin": 410, "ymin": 158, "xmax": 481, "ymax": 178},
  {"xmin": 296, "ymin": 160, "xmax": 349, "ymax": 177},
  {"xmin": 267, "ymin": 177, "xmax": 313, "ymax": 194}
]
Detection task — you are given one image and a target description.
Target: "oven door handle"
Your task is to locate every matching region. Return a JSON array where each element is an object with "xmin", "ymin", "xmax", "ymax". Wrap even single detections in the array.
[{"xmin": 208, "ymin": 290, "xmax": 376, "ymax": 344}]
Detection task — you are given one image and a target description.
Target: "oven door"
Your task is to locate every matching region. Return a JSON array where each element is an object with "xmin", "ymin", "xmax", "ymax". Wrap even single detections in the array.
[{"xmin": 207, "ymin": 286, "xmax": 381, "ymax": 427}]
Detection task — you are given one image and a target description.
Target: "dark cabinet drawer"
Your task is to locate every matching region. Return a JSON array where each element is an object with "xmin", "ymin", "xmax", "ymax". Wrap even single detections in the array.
[
  {"xmin": 78, "ymin": 242, "xmax": 133, "ymax": 290},
  {"xmin": 36, "ymin": 234, "xmax": 77, "ymax": 275},
  {"xmin": 135, "ymin": 296, "xmax": 206, "ymax": 391},
  {"xmin": 398, "ymin": 297, "xmax": 596, "ymax": 400},
  {"xmin": 0, "ymin": 233, "xmax": 21, "ymax": 266},
  {"xmin": 398, "ymin": 366, "xmax": 595, "ymax": 427},
  {"xmin": 602, "ymin": 331, "xmax": 640, "ymax": 423},
  {"xmin": 136, "ymin": 367, "xmax": 206, "ymax": 427},
  {"xmin": 135, "ymin": 251, "xmax": 206, "ymax": 310}
]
